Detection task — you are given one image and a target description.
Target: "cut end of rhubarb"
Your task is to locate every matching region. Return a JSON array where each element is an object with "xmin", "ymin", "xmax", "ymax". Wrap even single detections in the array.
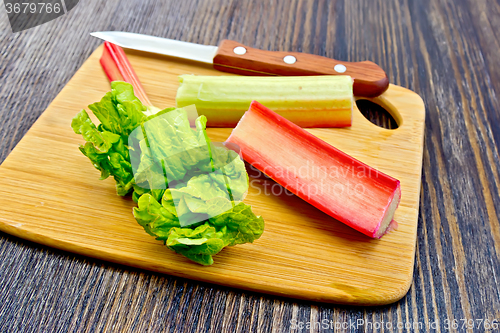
[{"xmin": 373, "ymin": 186, "xmax": 401, "ymax": 238}]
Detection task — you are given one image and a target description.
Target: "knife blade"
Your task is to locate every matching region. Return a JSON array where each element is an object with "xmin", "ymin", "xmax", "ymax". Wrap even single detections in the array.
[{"xmin": 91, "ymin": 31, "xmax": 389, "ymax": 97}]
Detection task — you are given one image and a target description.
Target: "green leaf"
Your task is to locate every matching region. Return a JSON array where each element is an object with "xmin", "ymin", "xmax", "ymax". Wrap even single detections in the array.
[
  {"xmin": 172, "ymin": 173, "xmax": 231, "ymax": 201},
  {"xmin": 209, "ymin": 202, "xmax": 265, "ymax": 246},
  {"xmin": 72, "ymin": 109, "xmax": 134, "ymax": 194},
  {"xmin": 166, "ymin": 224, "xmax": 226, "ymax": 265},
  {"xmin": 133, "ymin": 192, "xmax": 264, "ymax": 265},
  {"xmin": 71, "ymin": 110, "xmax": 120, "ymax": 153},
  {"xmin": 133, "ymin": 193, "xmax": 180, "ymax": 237},
  {"xmin": 135, "ymin": 108, "xmax": 212, "ymax": 183},
  {"xmin": 88, "ymin": 81, "xmax": 146, "ymax": 139},
  {"xmin": 72, "ymin": 82, "xmax": 148, "ymax": 196}
]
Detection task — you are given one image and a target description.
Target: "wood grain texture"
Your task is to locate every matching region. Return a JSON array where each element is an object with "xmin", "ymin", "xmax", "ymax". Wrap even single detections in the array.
[
  {"xmin": 0, "ymin": 0, "xmax": 499, "ymax": 331},
  {"xmin": 0, "ymin": 45, "xmax": 425, "ymax": 305},
  {"xmin": 213, "ymin": 39, "xmax": 390, "ymax": 97}
]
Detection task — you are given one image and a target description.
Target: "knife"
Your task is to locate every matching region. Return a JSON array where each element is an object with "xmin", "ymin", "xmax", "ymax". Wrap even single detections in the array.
[{"xmin": 90, "ymin": 31, "xmax": 389, "ymax": 97}]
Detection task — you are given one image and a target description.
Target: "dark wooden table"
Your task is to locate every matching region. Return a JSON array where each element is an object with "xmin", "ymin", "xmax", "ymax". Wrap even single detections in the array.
[{"xmin": 1, "ymin": 0, "xmax": 500, "ymax": 331}]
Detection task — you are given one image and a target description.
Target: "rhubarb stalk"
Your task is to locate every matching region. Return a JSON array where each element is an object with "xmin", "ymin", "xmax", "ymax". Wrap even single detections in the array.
[
  {"xmin": 100, "ymin": 41, "xmax": 159, "ymax": 114},
  {"xmin": 227, "ymin": 101, "xmax": 400, "ymax": 238},
  {"xmin": 176, "ymin": 75, "xmax": 353, "ymax": 127}
]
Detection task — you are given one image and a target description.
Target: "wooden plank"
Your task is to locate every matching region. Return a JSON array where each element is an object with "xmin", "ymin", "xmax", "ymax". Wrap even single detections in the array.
[{"xmin": 0, "ymin": 45, "xmax": 425, "ymax": 305}]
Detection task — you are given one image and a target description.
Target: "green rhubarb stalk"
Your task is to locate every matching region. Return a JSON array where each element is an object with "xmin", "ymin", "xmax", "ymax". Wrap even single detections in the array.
[{"xmin": 176, "ymin": 75, "xmax": 353, "ymax": 127}]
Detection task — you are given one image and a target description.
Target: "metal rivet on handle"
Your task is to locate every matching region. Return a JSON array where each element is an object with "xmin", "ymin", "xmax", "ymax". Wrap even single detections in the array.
[
  {"xmin": 233, "ymin": 46, "xmax": 247, "ymax": 55},
  {"xmin": 283, "ymin": 55, "xmax": 297, "ymax": 64},
  {"xmin": 334, "ymin": 64, "xmax": 347, "ymax": 73}
]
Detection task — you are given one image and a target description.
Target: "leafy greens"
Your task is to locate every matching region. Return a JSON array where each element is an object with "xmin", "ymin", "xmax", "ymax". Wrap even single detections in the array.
[{"xmin": 71, "ymin": 81, "xmax": 264, "ymax": 265}]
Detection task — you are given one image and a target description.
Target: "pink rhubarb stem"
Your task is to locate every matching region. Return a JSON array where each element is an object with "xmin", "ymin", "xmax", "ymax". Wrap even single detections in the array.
[
  {"xmin": 227, "ymin": 101, "xmax": 401, "ymax": 238},
  {"xmin": 100, "ymin": 41, "xmax": 153, "ymax": 107}
]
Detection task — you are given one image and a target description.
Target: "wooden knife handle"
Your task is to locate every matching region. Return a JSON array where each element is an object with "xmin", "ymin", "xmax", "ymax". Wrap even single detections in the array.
[{"xmin": 213, "ymin": 39, "xmax": 389, "ymax": 97}]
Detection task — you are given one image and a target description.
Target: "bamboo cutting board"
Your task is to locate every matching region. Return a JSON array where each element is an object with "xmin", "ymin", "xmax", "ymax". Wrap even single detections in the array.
[{"xmin": 0, "ymin": 45, "xmax": 425, "ymax": 305}]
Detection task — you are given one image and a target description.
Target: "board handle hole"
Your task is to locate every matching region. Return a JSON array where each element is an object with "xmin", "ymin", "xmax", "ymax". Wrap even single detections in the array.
[{"xmin": 356, "ymin": 99, "xmax": 400, "ymax": 129}]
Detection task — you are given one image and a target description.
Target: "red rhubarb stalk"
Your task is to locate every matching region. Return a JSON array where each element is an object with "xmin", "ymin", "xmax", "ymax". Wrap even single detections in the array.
[
  {"xmin": 227, "ymin": 101, "xmax": 401, "ymax": 238},
  {"xmin": 100, "ymin": 41, "xmax": 153, "ymax": 107}
]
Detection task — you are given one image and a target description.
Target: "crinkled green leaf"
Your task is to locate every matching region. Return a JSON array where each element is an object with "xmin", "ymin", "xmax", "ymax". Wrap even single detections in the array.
[
  {"xmin": 72, "ymin": 109, "xmax": 134, "ymax": 194},
  {"xmin": 72, "ymin": 82, "xmax": 147, "ymax": 195},
  {"xmin": 172, "ymin": 173, "xmax": 231, "ymax": 201},
  {"xmin": 133, "ymin": 193, "xmax": 180, "ymax": 237},
  {"xmin": 135, "ymin": 108, "xmax": 213, "ymax": 183},
  {"xmin": 209, "ymin": 202, "xmax": 265, "ymax": 246},
  {"xmin": 71, "ymin": 110, "xmax": 120, "ymax": 153},
  {"xmin": 167, "ymin": 224, "xmax": 226, "ymax": 266},
  {"xmin": 88, "ymin": 81, "xmax": 146, "ymax": 139},
  {"xmin": 133, "ymin": 192, "xmax": 264, "ymax": 265}
]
